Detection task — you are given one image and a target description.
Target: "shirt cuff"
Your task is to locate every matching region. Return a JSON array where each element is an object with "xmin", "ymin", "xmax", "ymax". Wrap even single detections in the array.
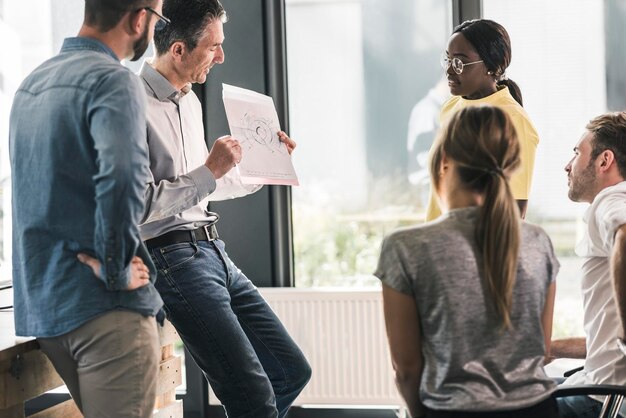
[
  {"xmin": 100, "ymin": 263, "xmax": 131, "ymax": 291},
  {"xmin": 189, "ymin": 165, "xmax": 217, "ymax": 199}
]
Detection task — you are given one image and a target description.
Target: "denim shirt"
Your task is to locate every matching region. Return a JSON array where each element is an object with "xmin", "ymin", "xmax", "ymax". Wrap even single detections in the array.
[{"xmin": 9, "ymin": 37, "xmax": 163, "ymax": 337}]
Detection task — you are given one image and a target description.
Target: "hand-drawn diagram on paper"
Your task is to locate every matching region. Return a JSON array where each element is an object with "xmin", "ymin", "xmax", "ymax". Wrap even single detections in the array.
[
  {"xmin": 222, "ymin": 84, "xmax": 298, "ymax": 186},
  {"xmin": 234, "ymin": 113, "xmax": 288, "ymax": 155}
]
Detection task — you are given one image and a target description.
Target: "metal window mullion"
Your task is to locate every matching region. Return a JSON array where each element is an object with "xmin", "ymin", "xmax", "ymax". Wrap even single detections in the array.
[
  {"xmin": 263, "ymin": 0, "xmax": 294, "ymax": 288},
  {"xmin": 452, "ymin": 0, "xmax": 482, "ymax": 26}
]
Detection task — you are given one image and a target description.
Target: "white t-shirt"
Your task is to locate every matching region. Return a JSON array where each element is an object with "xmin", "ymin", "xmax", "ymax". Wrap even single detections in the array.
[{"xmin": 565, "ymin": 181, "xmax": 626, "ymax": 387}]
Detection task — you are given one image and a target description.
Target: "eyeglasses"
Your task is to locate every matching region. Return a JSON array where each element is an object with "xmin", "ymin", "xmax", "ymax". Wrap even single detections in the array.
[
  {"xmin": 440, "ymin": 53, "xmax": 483, "ymax": 75},
  {"xmin": 142, "ymin": 7, "xmax": 171, "ymax": 31}
]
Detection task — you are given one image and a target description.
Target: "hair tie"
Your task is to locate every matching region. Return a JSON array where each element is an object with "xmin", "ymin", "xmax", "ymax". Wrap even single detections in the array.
[
  {"xmin": 461, "ymin": 164, "xmax": 505, "ymax": 178},
  {"xmin": 476, "ymin": 166, "xmax": 504, "ymax": 177}
]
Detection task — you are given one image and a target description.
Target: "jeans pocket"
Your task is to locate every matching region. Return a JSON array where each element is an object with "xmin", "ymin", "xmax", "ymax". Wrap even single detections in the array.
[
  {"xmin": 149, "ymin": 252, "xmax": 162, "ymax": 271},
  {"xmin": 160, "ymin": 242, "xmax": 199, "ymax": 271}
]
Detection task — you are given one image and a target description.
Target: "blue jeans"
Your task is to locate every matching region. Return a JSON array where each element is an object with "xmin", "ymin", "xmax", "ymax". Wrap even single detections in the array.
[
  {"xmin": 149, "ymin": 239, "xmax": 311, "ymax": 418},
  {"xmin": 557, "ymin": 395, "xmax": 625, "ymax": 418},
  {"xmin": 557, "ymin": 395, "xmax": 601, "ymax": 418}
]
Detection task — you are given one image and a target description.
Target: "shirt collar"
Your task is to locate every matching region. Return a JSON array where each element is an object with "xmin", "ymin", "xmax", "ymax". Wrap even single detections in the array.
[
  {"xmin": 61, "ymin": 37, "xmax": 119, "ymax": 61},
  {"xmin": 139, "ymin": 60, "xmax": 192, "ymax": 103},
  {"xmin": 584, "ymin": 180, "xmax": 626, "ymax": 222},
  {"xmin": 459, "ymin": 85, "xmax": 510, "ymax": 104}
]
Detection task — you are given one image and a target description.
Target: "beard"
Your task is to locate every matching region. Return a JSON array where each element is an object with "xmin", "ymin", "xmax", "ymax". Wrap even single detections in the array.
[
  {"xmin": 130, "ymin": 23, "xmax": 150, "ymax": 62},
  {"xmin": 567, "ymin": 162, "xmax": 596, "ymax": 202}
]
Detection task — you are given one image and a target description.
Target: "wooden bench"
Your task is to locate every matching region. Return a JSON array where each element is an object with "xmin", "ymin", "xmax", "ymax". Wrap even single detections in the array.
[{"xmin": 0, "ymin": 313, "xmax": 183, "ymax": 418}]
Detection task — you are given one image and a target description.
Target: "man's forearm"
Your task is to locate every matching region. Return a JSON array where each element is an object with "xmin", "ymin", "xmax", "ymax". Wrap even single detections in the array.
[
  {"xmin": 611, "ymin": 226, "xmax": 626, "ymax": 338},
  {"xmin": 141, "ymin": 166, "xmax": 215, "ymax": 225},
  {"xmin": 550, "ymin": 338, "xmax": 586, "ymax": 359},
  {"xmin": 91, "ymin": 72, "xmax": 148, "ymax": 289}
]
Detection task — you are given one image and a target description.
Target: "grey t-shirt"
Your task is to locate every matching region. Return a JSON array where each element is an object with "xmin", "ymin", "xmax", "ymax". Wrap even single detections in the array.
[{"xmin": 375, "ymin": 207, "xmax": 559, "ymax": 412}]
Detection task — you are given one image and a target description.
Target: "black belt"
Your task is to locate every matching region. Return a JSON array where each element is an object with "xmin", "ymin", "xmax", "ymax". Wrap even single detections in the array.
[{"xmin": 145, "ymin": 224, "xmax": 219, "ymax": 250}]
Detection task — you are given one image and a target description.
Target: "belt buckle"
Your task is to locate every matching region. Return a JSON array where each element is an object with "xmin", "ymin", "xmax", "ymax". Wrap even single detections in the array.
[{"xmin": 203, "ymin": 223, "xmax": 219, "ymax": 241}]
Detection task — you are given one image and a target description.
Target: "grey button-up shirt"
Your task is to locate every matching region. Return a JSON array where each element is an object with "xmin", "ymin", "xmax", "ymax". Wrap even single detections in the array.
[{"xmin": 138, "ymin": 61, "xmax": 260, "ymax": 241}]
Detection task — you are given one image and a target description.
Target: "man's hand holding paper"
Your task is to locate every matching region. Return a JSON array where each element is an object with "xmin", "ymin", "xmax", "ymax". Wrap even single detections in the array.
[
  {"xmin": 205, "ymin": 135, "xmax": 242, "ymax": 179},
  {"xmin": 222, "ymin": 83, "xmax": 299, "ymax": 186}
]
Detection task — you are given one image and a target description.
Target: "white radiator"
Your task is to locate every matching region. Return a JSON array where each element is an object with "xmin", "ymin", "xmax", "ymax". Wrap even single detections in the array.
[{"xmin": 208, "ymin": 288, "xmax": 403, "ymax": 407}]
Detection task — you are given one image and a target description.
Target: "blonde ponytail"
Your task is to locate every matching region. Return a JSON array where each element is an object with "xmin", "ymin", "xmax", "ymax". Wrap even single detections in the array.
[{"xmin": 430, "ymin": 106, "xmax": 521, "ymax": 328}]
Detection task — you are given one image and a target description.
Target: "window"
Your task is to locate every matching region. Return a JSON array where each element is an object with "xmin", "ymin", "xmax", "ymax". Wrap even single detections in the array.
[
  {"xmin": 286, "ymin": 0, "xmax": 625, "ymax": 340},
  {"xmin": 0, "ymin": 1, "xmax": 84, "ymax": 281},
  {"xmin": 0, "ymin": 2, "xmax": 150, "ymax": 283},
  {"xmin": 482, "ymin": 0, "xmax": 623, "ymax": 339},
  {"xmin": 286, "ymin": 0, "xmax": 452, "ymax": 287}
]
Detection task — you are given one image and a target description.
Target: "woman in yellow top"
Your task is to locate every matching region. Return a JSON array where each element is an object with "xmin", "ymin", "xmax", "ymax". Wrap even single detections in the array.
[{"xmin": 426, "ymin": 19, "xmax": 538, "ymax": 220}]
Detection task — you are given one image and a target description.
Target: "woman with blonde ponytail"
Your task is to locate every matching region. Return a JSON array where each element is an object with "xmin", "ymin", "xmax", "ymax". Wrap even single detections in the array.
[{"xmin": 376, "ymin": 106, "xmax": 559, "ymax": 418}]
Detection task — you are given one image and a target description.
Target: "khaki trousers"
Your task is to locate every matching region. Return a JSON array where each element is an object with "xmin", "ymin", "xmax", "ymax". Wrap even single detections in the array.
[{"xmin": 38, "ymin": 310, "xmax": 159, "ymax": 418}]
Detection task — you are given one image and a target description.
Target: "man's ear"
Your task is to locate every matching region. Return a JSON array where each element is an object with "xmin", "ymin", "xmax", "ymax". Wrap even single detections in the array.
[
  {"xmin": 170, "ymin": 41, "xmax": 186, "ymax": 62},
  {"xmin": 127, "ymin": 8, "xmax": 147, "ymax": 36},
  {"xmin": 598, "ymin": 149, "xmax": 616, "ymax": 173}
]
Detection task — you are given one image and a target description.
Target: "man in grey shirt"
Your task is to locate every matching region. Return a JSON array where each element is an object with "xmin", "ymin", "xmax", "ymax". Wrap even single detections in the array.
[{"xmin": 138, "ymin": 1, "xmax": 310, "ymax": 417}]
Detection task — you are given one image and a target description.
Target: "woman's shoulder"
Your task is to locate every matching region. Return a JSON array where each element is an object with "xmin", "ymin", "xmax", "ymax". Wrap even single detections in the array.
[
  {"xmin": 385, "ymin": 216, "xmax": 453, "ymax": 243},
  {"xmin": 383, "ymin": 223, "xmax": 432, "ymax": 246},
  {"xmin": 489, "ymin": 89, "xmax": 539, "ymax": 142},
  {"xmin": 385, "ymin": 212, "xmax": 474, "ymax": 252},
  {"xmin": 521, "ymin": 220, "xmax": 543, "ymax": 234},
  {"xmin": 440, "ymin": 96, "xmax": 463, "ymax": 122},
  {"xmin": 441, "ymin": 94, "xmax": 462, "ymax": 109},
  {"xmin": 440, "ymin": 89, "xmax": 531, "ymax": 124},
  {"xmin": 490, "ymin": 88, "xmax": 531, "ymax": 117},
  {"xmin": 520, "ymin": 221, "xmax": 553, "ymax": 249}
]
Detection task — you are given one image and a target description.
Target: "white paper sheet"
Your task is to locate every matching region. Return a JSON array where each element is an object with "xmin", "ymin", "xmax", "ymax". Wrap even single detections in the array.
[{"xmin": 222, "ymin": 84, "xmax": 299, "ymax": 186}]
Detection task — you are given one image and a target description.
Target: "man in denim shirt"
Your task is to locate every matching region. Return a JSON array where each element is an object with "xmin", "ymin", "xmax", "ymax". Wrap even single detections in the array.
[
  {"xmin": 9, "ymin": 1, "xmax": 166, "ymax": 417},
  {"xmin": 138, "ymin": 0, "xmax": 311, "ymax": 416}
]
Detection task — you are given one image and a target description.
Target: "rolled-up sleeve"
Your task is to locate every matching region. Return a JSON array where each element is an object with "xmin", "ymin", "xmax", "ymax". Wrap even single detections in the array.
[
  {"xmin": 141, "ymin": 164, "xmax": 217, "ymax": 224},
  {"xmin": 88, "ymin": 71, "xmax": 148, "ymax": 290},
  {"xmin": 208, "ymin": 167, "xmax": 263, "ymax": 201}
]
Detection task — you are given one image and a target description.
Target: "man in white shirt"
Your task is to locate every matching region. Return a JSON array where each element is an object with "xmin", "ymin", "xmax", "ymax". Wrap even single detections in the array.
[{"xmin": 554, "ymin": 111, "xmax": 626, "ymax": 418}]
